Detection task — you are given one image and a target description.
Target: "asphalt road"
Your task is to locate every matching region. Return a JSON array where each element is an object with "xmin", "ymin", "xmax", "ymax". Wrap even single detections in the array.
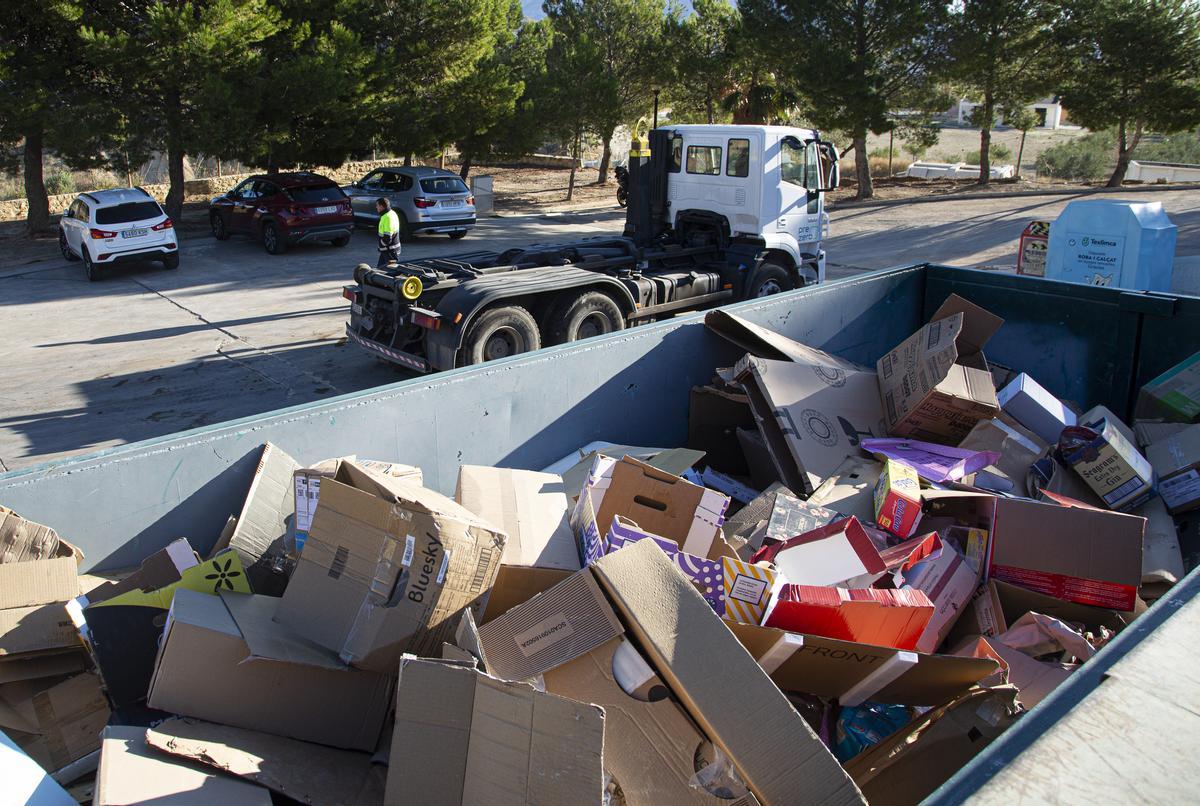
[{"xmin": 2, "ymin": 189, "xmax": 1198, "ymax": 471}]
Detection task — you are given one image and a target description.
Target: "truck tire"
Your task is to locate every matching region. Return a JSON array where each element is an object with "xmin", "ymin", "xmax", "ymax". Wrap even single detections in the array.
[
  {"xmin": 462, "ymin": 305, "xmax": 541, "ymax": 365},
  {"xmin": 746, "ymin": 260, "xmax": 793, "ymax": 298},
  {"xmin": 548, "ymin": 291, "xmax": 626, "ymax": 344}
]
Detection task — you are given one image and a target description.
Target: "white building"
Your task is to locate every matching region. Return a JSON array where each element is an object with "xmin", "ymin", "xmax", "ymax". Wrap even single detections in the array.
[{"xmin": 947, "ymin": 97, "xmax": 1065, "ymax": 129}]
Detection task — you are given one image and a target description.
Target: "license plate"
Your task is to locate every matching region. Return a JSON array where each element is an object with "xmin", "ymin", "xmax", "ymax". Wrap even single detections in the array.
[
  {"xmin": 352, "ymin": 303, "xmax": 363, "ymax": 316},
  {"xmin": 314, "ymin": 205, "xmax": 338, "ymax": 215},
  {"xmin": 441, "ymin": 200, "xmax": 462, "ymax": 208},
  {"xmin": 122, "ymin": 228, "xmax": 148, "ymax": 238}
]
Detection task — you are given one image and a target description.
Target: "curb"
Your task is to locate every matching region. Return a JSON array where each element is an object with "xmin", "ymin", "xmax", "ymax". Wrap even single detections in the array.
[{"xmin": 831, "ymin": 182, "xmax": 1200, "ymax": 210}]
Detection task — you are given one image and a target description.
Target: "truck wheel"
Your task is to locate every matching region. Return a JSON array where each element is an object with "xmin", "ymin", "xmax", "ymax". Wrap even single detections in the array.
[
  {"xmin": 746, "ymin": 260, "xmax": 793, "ymax": 298},
  {"xmin": 462, "ymin": 306, "xmax": 541, "ymax": 365},
  {"xmin": 549, "ymin": 291, "xmax": 626, "ymax": 344},
  {"xmin": 262, "ymin": 221, "xmax": 286, "ymax": 254}
]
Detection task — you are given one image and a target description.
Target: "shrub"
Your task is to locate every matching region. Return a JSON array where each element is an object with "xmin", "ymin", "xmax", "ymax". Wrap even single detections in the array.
[
  {"xmin": 1135, "ymin": 133, "xmax": 1200, "ymax": 164},
  {"xmin": 1036, "ymin": 133, "xmax": 1114, "ymax": 180},
  {"xmin": 44, "ymin": 171, "xmax": 76, "ymax": 196},
  {"xmin": 0, "ymin": 174, "xmax": 22, "ymax": 201},
  {"xmin": 960, "ymin": 143, "xmax": 1014, "ymax": 165}
]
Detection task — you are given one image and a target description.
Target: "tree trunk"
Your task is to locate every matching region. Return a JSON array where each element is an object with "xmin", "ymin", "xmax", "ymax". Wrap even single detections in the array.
[
  {"xmin": 597, "ymin": 133, "xmax": 613, "ymax": 185},
  {"xmin": 1107, "ymin": 119, "xmax": 1137, "ymax": 187},
  {"xmin": 164, "ymin": 94, "xmax": 186, "ymax": 220},
  {"xmin": 567, "ymin": 128, "xmax": 580, "ymax": 202},
  {"xmin": 706, "ymin": 94, "xmax": 715, "ymax": 125},
  {"xmin": 459, "ymin": 155, "xmax": 472, "ymax": 180},
  {"xmin": 266, "ymin": 163, "xmax": 279, "ymax": 176},
  {"xmin": 404, "ymin": 154, "xmax": 412, "ymax": 167},
  {"xmin": 853, "ymin": 135, "xmax": 873, "ymax": 200},
  {"xmin": 1015, "ymin": 129, "xmax": 1028, "ymax": 180},
  {"xmin": 22, "ymin": 126, "xmax": 49, "ymax": 236}
]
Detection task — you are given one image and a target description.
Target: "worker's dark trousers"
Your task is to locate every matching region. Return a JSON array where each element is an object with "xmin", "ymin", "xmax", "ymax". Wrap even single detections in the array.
[{"xmin": 377, "ymin": 246, "xmax": 401, "ymax": 268}]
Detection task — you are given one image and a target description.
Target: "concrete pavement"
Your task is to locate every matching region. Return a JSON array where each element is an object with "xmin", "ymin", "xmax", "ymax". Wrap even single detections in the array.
[{"xmin": 1, "ymin": 190, "xmax": 1198, "ymax": 471}]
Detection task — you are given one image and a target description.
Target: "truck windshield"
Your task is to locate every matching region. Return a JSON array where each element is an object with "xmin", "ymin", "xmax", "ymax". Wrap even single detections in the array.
[
  {"xmin": 95, "ymin": 201, "xmax": 162, "ymax": 224},
  {"xmin": 420, "ymin": 177, "xmax": 469, "ymax": 194}
]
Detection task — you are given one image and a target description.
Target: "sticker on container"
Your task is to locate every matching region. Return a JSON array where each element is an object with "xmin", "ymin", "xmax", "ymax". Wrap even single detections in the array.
[
  {"xmin": 401, "ymin": 534, "xmax": 416, "ymax": 567},
  {"xmin": 437, "ymin": 549, "xmax": 452, "ymax": 584},
  {"xmin": 1161, "ymin": 470, "xmax": 1200, "ymax": 510}
]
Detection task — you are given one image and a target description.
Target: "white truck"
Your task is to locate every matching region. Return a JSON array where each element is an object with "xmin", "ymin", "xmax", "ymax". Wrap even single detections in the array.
[{"xmin": 344, "ymin": 125, "xmax": 839, "ymax": 372}]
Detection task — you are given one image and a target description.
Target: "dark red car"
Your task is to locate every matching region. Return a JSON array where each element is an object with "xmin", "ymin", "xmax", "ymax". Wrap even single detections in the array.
[{"xmin": 209, "ymin": 171, "xmax": 354, "ymax": 254}]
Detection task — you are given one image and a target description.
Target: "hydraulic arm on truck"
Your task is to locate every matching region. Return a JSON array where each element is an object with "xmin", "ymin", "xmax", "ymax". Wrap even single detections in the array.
[{"xmin": 343, "ymin": 125, "xmax": 839, "ymax": 372}]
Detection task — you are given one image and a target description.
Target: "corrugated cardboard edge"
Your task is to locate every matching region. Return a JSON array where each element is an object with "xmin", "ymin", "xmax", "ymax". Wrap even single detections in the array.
[
  {"xmin": 591, "ymin": 540, "xmax": 864, "ymax": 805},
  {"xmin": 146, "ymin": 717, "xmax": 379, "ymax": 806}
]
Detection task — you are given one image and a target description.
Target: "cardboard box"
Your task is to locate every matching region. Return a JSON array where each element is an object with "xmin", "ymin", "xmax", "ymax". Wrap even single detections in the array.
[
  {"xmin": 1, "ymin": 726, "xmax": 77, "ymax": 805},
  {"xmin": 0, "ymin": 557, "xmax": 80, "ymax": 658},
  {"xmin": 293, "ymin": 457, "xmax": 422, "ymax": 552},
  {"xmin": 1059, "ymin": 412, "xmax": 1156, "ymax": 511},
  {"xmin": 751, "ymin": 517, "xmax": 886, "ymax": 589},
  {"xmin": 688, "ymin": 383, "xmax": 756, "ymax": 475},
  {"xmin": 386, "ymin": 656, "xmax": 604, "ymax": 805},
  {"xmin": 995, "ymin": 373, "xmax": 1077, "ymax": 444},
  {"xmin": 808, "ymin": 456, "xmax": 883, "ymax": 523},
  {"xmin": 1136, "ymin": 349, "xmax": 1200, "ymax": 422},
  {"xmin": 876, "ymin": 294, "xmax": 1003, "ymax": 443},
  {"xmin": 705, "ymin": 308, "xmax": 868, "ymax": 370},
  {"xmin": 956, "ymin": 417, "xmax": 1046, "ymax": 497},
  {"xmin": 765, "ymin": 491, "xmax": 841, "ymax": 543},
  {"xmin": 950, "ymin": 636, "xmax": 1074, "ymax": 709},
  {"xmin": 1134, "ymin": 420, "xmax": 1189, "ymax": 450},
  {"xmin": 896, "ymin": 538, "xmax": 980, "ymax": 654},
  {"xmin": 1146, "ymin": 423, "xmax": 1200, "ymax": 513},
  {"xmin": 736, "ymin": 354, "xmax": 887, "ymax": 495},
  {"xmin": 480, "ymin": 565, "xmax": 573, "ymax": 625},
  {"xmin": 1, "ymin": 671, "xmax": 110, "ymax": 773},
  {"xmin": 0, "ymin": 508, "xmax": 81, "ymax": 565},
  {"xmin": 873, "ymin": 459, "xmax": 923, "ymax": 538},
  {"xmin": 926, "ymin": 490, "xmax": 1144, "ymax": 611},
  {"xmin": 1138, "ymin": 496, "xmax": 1185, "ymax": 596},
  {"xmin": 763, "ymin": 585, "xmax": 935, "ymax": 651},
  {"xmin": 455, "ymin": 465, "xmax": 579, "ymax": 571},
  {"xmin": 726, "ymin": 621, "xmax": 997, "ymax": 707},
  {"xmin": 147, "ymin": 589, "xmax": 392, "ymax": 750},
  {"xmin": 478, "ymin": 542, "xmax": 864, "ymax": 804},
  {"xmin": 95, "ymin": 725, "xmax": 272, "ymax": 806},
  {"xmin": 950, "ymin": 579, "xmax": 1135, "ymax": 646},
  {"xmin": 277, "ymin": 463, "xmax": 506, "ymax": 671},
  {"xmin": 227, "ymin": 442, "xmax": 299, "ymax": 593}
]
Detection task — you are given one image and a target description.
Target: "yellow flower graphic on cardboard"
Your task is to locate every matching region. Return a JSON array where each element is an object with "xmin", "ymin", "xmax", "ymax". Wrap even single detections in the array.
[
  {"xmin": 204, "ymin": 556, "xmax": 243, "ymax": 592},
  {"xmin": 92, "ymin": 549, "xmax": 252, "ymax": 609}
]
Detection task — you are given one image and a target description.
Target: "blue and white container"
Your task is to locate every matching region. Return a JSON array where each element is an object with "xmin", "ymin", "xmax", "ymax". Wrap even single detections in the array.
[{"xmin": 1045, "ymin": 199, "xmax": 1177, "ymax": 292}]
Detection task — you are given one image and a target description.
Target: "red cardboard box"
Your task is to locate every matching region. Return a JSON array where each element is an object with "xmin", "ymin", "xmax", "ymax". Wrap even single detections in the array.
[
  {"xmin": 873, "ymin": 460, "xmax": 923, "ymax": 538},
  {"xmin": 751, "ymin": 516, "xmax": 887, "ymax": 589},
  {"xmin": 763, "ymin": 585, "xmax": 934, "ymax": 651}
]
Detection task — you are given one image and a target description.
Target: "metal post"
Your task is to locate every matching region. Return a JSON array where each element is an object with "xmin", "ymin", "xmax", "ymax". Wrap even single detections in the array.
[
  {"xmin": 888, "ymin": 129, "xmax": 894, "ymax": 176},
  {"xmin": 653, "ymin": 89, "xmax": 660, "ymax": 130}
]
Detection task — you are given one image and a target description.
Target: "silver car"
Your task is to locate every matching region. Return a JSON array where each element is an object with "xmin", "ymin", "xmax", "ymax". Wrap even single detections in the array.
[{"xmin": 343, "ymin": 166, "xmax": 476, "ymax": 240}]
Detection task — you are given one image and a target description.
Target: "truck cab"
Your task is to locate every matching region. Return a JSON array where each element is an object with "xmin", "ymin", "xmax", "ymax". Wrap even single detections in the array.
[{"xmin": 661, "ymin": 125, "xmax": 838, "ymax": 283}]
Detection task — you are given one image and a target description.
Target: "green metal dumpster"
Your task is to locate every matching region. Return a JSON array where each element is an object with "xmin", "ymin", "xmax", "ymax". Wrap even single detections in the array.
[{"xmin": 2, "ymin": 263, "xmax": 1198, "ymax": 801}]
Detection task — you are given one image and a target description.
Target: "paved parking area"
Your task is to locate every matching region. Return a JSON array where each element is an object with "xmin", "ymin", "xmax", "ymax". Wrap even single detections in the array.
[{"xmin": 1, "ymin": 189, "xmax": 1197, "ymax": 471}]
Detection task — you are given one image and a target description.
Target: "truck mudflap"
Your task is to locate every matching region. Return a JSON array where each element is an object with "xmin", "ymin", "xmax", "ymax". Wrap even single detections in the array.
[{"xmin": 346, "ymin": 325, "xmax": 429, "ymax": 373}]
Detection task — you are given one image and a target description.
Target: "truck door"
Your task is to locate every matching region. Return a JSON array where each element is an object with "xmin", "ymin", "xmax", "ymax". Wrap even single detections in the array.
[{"xmin": 778, "ymin": 137, "xmax": 821, "ymax": 246}]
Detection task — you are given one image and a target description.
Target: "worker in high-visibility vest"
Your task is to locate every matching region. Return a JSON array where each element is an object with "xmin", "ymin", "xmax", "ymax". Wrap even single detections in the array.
[{"xmin": 376, "ymin": 197, "xmax": 401, "ymax": 268}]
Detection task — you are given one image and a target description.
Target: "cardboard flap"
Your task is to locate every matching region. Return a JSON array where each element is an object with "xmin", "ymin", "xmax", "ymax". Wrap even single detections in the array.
[
  {"xmin": 220, "ymin": 591, "xmax": 347, "ymax": 671},
  {"xmin": 929, "ymin": 294, "xmax": 1003, "ymax": 356},
  {"xmin": 705, "ymin": 310, "xmax": 865, "ymax": 369},
  {"xmin": 229, "ymin": 442, "xmax": 299, "ymax": 566},
  {"xmin": 337, "ymin": 462, "xmax": 498, "ymax": 533},
  {"xmin": 0, "ymin": 558, "xmax": 79, "ymax": 609},
  {"xmin": 455, "ymin": 466, "xmax": 578, "ymax": 571},
  {"xmin": 0, "ymin": 507, "xmax": 81, "ymax": 565}
]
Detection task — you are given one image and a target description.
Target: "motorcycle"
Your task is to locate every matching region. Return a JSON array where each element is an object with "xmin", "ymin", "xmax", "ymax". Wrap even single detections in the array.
[{"xmin": 615, "ymin": 165, "xmax": 629, "ymax": 208}]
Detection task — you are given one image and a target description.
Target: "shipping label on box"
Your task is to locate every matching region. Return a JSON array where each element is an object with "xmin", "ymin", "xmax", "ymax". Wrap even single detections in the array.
[
  {"xmin": 1060, "ymin": 418, "xmax": 1155, "ymax": 511},
  {"xmin": 874, "ymin": 460, "xmax": 923, "ymax": 538}
]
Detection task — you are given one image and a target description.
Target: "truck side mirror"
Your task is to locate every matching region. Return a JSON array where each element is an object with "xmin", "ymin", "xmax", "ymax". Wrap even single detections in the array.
[{"xmin": 814, "ymin": 142, "xmax": 840, "ymax": 191}]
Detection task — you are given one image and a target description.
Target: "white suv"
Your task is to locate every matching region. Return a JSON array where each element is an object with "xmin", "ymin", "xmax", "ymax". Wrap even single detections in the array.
[{"xmin": 59, "ymin": 188, "xmax": 179, "ymax": 281}]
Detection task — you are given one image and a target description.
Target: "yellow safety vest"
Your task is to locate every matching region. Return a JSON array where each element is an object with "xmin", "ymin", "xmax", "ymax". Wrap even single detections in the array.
[{"xmin": 378, "ymin": 209, "xmax": 400, "ymax": 236}]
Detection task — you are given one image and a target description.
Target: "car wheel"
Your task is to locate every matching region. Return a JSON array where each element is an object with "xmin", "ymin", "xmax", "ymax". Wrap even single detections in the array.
[
  {"xmin": 548, "ymin": 291, "xmax": 626, "ymax": 345},
  {"xmin": 448, "ymin": 230, "xmax": 468, "ymax": 240},
  {"xmin": 332, "ymin": 235, "xmax": 351, "ymax": 248},
  {"xmin": 163, "ymin": 252, "xmax": 180, "ymax": 270},
  {"xmin": 59, "ymin": 231, "xmax": 79, "ymax": 261},
  {"xmin": 82, "ymin": 248, "xmax": 102, "ymax": 282},
  {"xmin": 746, "ymin": 260, "xmax": 793, "ymax": 299},
  {"xmin": 262, "ymin": 221, "xmax": 286, "ymax": 255},
  {"xmin": 210, "ymin": 212, "xmax": 229, "ymax": 241},
  {"xmin": 462, "ymin": 305, "xmax": 541, "ymax": 366}
]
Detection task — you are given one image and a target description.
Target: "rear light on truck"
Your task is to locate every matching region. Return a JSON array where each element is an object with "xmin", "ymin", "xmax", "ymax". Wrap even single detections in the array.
[
  {"xmin": 413, "ymin": 198, "xmax": 436, "ymax": 209},
  {"xmin": 90, "ymin": 228, "xmax": 116, "ymax": 239},
  {"xmin": 152, "ymin": 218, "xmax": 173, "ymax": 231},
  {"xmin": 410, "ymin": 308, "xmax": 441, "ymax": 330},
  {"xmin": 342, "ymin": 286, "xmax": 358, "ymax": 302}
]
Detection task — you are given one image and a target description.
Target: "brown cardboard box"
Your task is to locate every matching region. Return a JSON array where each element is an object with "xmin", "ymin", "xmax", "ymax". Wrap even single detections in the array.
[
  {"xmin": 226, "ymin": 442, "xmax": 299, "ymax": 592},
  {"xmin": 727, "ymin": 621, "xmax": 997, "ymax": 707},
  {"xmin": 950, "ymin": 635, "xmax": 1074, "ymax": 709},
  {"xmin": 277, "ymin": 463, "xmax": 506, "ymax": 671},
  {"xmin": 957, "ymin": 416, "xmax": 1047, "ymax": 497},
  {"xmin": 924, "ymin": 490, "xmax": 1144, "ymax": 612},
  {"xmin": 705, "ymin": 309, "xmax": 868, "ymax": 370},
  {"xmin": 0, "ymin": 507, "xmax": 82, "ymax": 565},
  {"xmin": 736, "ymin": 354, "xmax": 887, "ymax": 495},
  {"xmin": 876, "ymin": 294, "xmax": 1003, "ymax": 443},
  {"xmin": 1, "ymin": 671, "xmax": 110, "ymax": 773},
  {"xmin": 147, "ymin": 589, "xmax": 392, "ymax": 750},
  {"xmin": 0, "ymin": 557, "xmax": 80, "ymax": 658},
  {"xmin": 386, "ymin": 656, "xmax": 604, "ymax": 805},
  {"xmin": 808, "ymin": 456, "xmax": 883, "ymax": 523},
  {"xmin": 479, "ymin": 565, "xmax": 573, "ymax": 624},
  {"xmin": 292, "ymin": 456, "xmax": 423, "ymax": 552},
  {"xmin": 949, "ymin": 579, "xmax": 1135, "ymax": 646},
  {"xmin": 1147, "ymin": 423, "xmax": 1200, "ymax": 513},
  {"xmin": 95, "ymin": 725, "xmax": 272, "ymax": 806},
  {"xmin": 478, "ymin": 543, "xmax": 863, "ymax": 804},
  {"xmin": 689, "ymin": 383, "xmax": 756, "ymax": 475},
  {"xmin": 1135, "ymin": 349, "xmax": 1200, "ymax": 423},
  {"xmin": 455, "ymin": 465, "xmax": 579, "ymax": 571}
]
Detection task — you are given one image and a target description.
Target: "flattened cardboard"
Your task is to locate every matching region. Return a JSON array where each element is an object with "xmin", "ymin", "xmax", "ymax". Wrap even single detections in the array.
[
  {"xmin": 146, "ymin": 589, "xmax": 391, "ymax": 750},
  {"xmin": 808, "ymin": 456, "xmax": 883, "ymax": 523},
  {"xmin": 0, "ymin": 558, "xmax": 81, "ymax": 657},
  {"xmin": 386, "ymin": 656, "xmax": 604, "ymax": 806},
  {"xmin": 1136, "ymin": 349, "xmax": 1200, "ymax": 422},
  {"xmin": 876, "ymin": 294, "xmax": 1002, "ymax": 443},
  {"xmin": 1137, "ymin": 495, "xmax": 1185, "ymax": 590},
  {"xmin": 705, "ymin": 309, "xmax": 866, "ymax": 370},
  {"xmin": 735, "ymin": 355, "xmax": 886, "ymax": 495},
  {"xmin": 146, "ymin": 717, "xmax": 378, "ymax": 806},
  {"xmin": 278, "ymin": 465, "xmax": 506, "ymax": 672},
  {"xmin": 727, "ymin": 621, "xmax": 997, "ymax": 706},
  {"xmin": 479, "ymin": 565, "xmax": 572, "ymax": 625},
  {"xmin": 455, "ymin": 465, "xmax": 579, "ymax": 571},
  {"xmin": 592, "ymin": 541, "xmax": 863, "ymax": 805},
  {"xmin": 736, "ymin": 427, "xmax": 783, "ymax": 491},
  {"xmin": 0, "ymin": 651, "xmax": 86, "ymax": 685},
  {"xmin": 229, "ymin": 442, "xmax": 299, "ymax": 593},
  {"xmin": 995, "ymin": 373, "xmax": 1076, "ymax": 444},
  {"xmin": 7, "ymin": 672, "xmax": 110, "ymax": 773},
  {"xmin": 765, "ymin": 491, "xmax": 841, "ymax": 543},
  {"xmin": 96, "ymin": 725, "xmax": 271, "ymax": 806},
  {"xmin": 957, "ymin": 417, "xmax": 1046, "ymax": 497},
  {"xmin": 1135, "ymin": 420, "xmax": 1190, "ymax": 450},
  {"xmin": 0, "ymin": 508, "xmax": 81, "ymax": 565},
  {"xmin": 1147, "ymin": 423, "xmax": 1200, "ymax": 513},
  {"xmin": 950, "ymin": 636, "xmax": 1073, "ymax": 709},
  {"xmin": 1, "ymin": 727, "xmax": 76, "ymax": 806},
  {"xmin": 82, "ymin": 538, "xmax": 197, "ymax": 606}
]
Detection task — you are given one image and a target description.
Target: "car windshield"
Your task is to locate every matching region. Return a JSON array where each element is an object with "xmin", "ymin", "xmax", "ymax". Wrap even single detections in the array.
[
  {"xmin": 419, "ymin": 177, "xmax": 469, "ymax": 195},
  {"xmin": 95, "ymin": 201, "xmax": 162, "ymax": 225},
  {"xmin": 288, "ymin": 184, "xmax": 343, "ymax": 203}
]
